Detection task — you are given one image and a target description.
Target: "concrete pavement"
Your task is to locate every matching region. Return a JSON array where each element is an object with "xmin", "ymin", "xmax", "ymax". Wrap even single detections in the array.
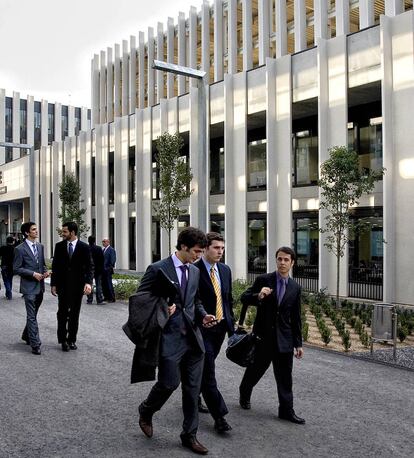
[{"xmin": 0, "ymin": 286, "xmax": 413, "ymax": 458}]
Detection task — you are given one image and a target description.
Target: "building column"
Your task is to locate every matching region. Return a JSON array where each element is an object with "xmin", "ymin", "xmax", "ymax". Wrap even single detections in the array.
[
  {"xmin": 224, "ymin": 72, "xmax": 247, "ymax": 280},
  {"xmin": 114, "ymin": 116, "xmax": 129, "ymax": 268},
  {"xmin": 202, "ymin": 1, "xmax": 210, "ymax": 83},
  {"xmin": 317, "ymin": 36, "xmax": 348, "ymax": 297},
  {"xmin": 135, "ymin": 108, "xmax": 153, "ymax": 271},
  {"xmin": 27, "ymin": 96, "xmax": 34, "ymax": 151},
  {"xmin": 314, "ymin": 0, "xmax": 328, "ymax": 41},
  {"xmin": 167, "ymin": 18, "xmax": 175, "ymax": 98},
  {"xmin": 79, "ymin": 131, "xmax": 92, "ymax": 236},
  {"xmin": 0, "ymin": 89, "xmax": 5, "ymax": 164},
  {"xmin": 12, "ymin": 92, "xmax": 20, "ymax": 160},
  {"xmin": 114, "ymin": 44, "xmax": 121, "ymax": 118},
  {"xmin": 258, "ymin": 0, "xmax": 270, "ymax": 65},
  {"xmin": 381, "ymin": 12, "xmax": 414, "ymax": 304},
  {"xmin": 129, "ymin": 36, "xmax": 137, "ymax": 113},
  {"xmin": 294, "ymin": 0, "xmax": 306, "ymax": 52},
  {"xmin": 147, "ymin": 27, "xmax": 155, "ymax": 106},
  {"xmin": 228, "ymin": 0, "xmax": 238, "ymax": 74},
  {"xmin": 68, "ymin": 106, "xmax": 75, "ymax": 138},
  {"xmin": 51, "ymin": 141, "xmax": 63, "ymax": 248},
  {"xmin": 106, "ymin": 47, "xmax": 114, "ymax": 123},
  {"xmin": 91, "ymin": 54, "xmax": 100, "ymax": 126},
  {"xmin": 275, "ymin": 0, "xmax": 287, "ymax": 58},
  {"xmin": 214, "ymin": 0, "xmax": 224, "ymax": 80},
  {"xmin": 359, "ymin": 0, "xmax": 374, "ymax": 29},
  {"xmin": 95, "ymin": 124, "xmax": 109, "ymax": 244},
  {"xmin": 54, "ymin": 102, "xmax": 62, "ymax": 142},
  {"xmin": 189, "ymin": 7, "xmax": 198, "ymax": 88},
  {"xmin": 122, "ymin": 40, "xmax": 130, "ymax": 116},
  {"xmin": 81, "ymin": 107, "xmax": 89, "ymax": 132},
  {"xmin": 33, "ymin": 148, "xmax": 40, "ymax": 225},
  {"xmin": 242, "ymin": 0, "xmax": 253, "ymax": 71},
  {"xmin": 385, "ymin": 0, "xmax": 404, "ymax": 17},
  {"xmin": 139, "ymin": 32, "xmax": 145, "ymax": 109},
  {"xmin": 100, "ymin": 50, "xmax": 106, "ymax": 124},
  {"xmin": 266, "ymin": 56, "xmax": 292, "ymax": 269},
  {"xmin": 40, "ymin": 146, "xmax": 51, "ymax": 256},
  {"xmin": 157, "ymin": 23, "xmax": 164, "ymax": 102},
  {"xmin": 336, "ymin": 0, "xmax": 349, "ymax": 36}
]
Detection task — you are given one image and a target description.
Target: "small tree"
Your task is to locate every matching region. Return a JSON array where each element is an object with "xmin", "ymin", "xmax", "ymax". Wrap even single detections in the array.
[
  {"xmin": 57, "ymin": 172, "xmax": 89, "ymax": 238},
  {"xmin": 155, "ymin": 132, "xmax": 193, "ymax": 253},
  {"xmin": 319, "ymin": 146, "xmax": 385, "ymax": 307}
]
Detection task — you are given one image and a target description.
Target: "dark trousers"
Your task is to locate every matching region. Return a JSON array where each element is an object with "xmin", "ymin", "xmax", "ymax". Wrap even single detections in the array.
[
  {"xmin": 200, "ymin": 323, "xmax": 228, "ymax": 420},
  {"xmin": 239, "ymin": 339, "xmax": 294, "ymax": 413},
  {"xmin": 22, "ymin": 293, "xmax": 43, "ymax": 348},
  {"xmin": 139, "ymin": 333, "xmax": 204, "ymax": 437},
  {"xmin": 1, "ymin": 266, "xmax": 13, "ymax": 299},
  {"xmin": 102, "ymin": 269, "xmax": 115, "ymax": 301},
  {"xmin": 57, "ymin": 292, "xmax": 83, "ymax": 344},
  {"xmin": 87, "ymin": 274, "xmax": 104, "ymax": 303}
]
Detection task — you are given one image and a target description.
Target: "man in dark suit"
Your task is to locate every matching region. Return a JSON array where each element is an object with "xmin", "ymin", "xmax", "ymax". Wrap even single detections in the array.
[
  {"xmin": 87, "ymin": 235, "xmax": 105, "ymax": 304},
  {"xmin": 102, "ymin": 237, "xmax": 116, "ymax": 302},
  {"xmin": 194, "ymin": 232, "xmax": 234, "ymax": 434},
  {"xmin": 51, "ymin": 221, "xmax": 94, "ymax": 351},
  {"xmin": 137, "ymin": 227, "xmax": 217, "ymax": 455},
  {"xmin": 0, "ymin": 236, "xmax": 16, "ymax": 299},
  {"xmin": 13, "ymin": 222, "xmax": 49, "ymax": 355},
  {"xmin": 238, "ymin": 246, "xmax": 305, "ymax": 424}
]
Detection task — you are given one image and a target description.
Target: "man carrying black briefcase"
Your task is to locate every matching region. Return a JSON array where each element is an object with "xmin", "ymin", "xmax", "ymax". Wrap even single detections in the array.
[{"xmin": 237, "ymin": 246, "xmax": 305, "ymax": 425}]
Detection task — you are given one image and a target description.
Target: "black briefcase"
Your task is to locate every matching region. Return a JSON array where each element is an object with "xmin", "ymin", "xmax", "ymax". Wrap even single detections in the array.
[{"xmin": 225, "ymin": 331, "xmax": 258, "ymax": 367}]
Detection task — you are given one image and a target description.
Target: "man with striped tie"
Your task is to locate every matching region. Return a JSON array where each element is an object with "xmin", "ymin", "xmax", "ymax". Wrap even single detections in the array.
[
  {"xmin": 194, "ymin": 232, "xmax": 235, "ymax": 434},
  {"xmin": 13, "ymin": 222, "xmax": 49, "ymax": 355}
]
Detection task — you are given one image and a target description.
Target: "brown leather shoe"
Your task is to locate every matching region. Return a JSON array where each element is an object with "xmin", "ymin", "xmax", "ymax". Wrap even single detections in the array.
[
  {"xmin": 139, "ymin": 415, "xmax": 153, "ymax": 438},
  {"xmin": 181, "ymin": 436, "xmax": 208, "ymax": 455}
]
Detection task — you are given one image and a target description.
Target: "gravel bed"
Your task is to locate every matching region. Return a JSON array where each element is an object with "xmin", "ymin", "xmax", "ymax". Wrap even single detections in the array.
[{"xmin": 353, "ymin": 346, "xmax": 414, "ymax": 371}]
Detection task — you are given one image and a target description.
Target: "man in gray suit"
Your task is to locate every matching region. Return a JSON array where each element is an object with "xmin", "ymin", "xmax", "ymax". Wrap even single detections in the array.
[
  {"xmin": 137, "ymin": 227, "xmax": 217, "ymax": 455},
  {"xmin": 13, "ymin": 222, "xmax": 49, "ymax": 355}
]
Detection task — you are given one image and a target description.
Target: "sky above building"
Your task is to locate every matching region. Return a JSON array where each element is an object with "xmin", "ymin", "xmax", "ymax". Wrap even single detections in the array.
[{"xmin": 0, "ymin": 0, "xmax": 198, "ymax": 107}]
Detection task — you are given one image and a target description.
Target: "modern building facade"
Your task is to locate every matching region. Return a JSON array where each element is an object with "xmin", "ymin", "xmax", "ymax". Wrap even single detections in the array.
[
  {"xmin": 0, "ymin": 90, "xmax": 90, "ymax": 242},
  {"xmin": 1, "ymin": 1, "xmax": 414, "ymax": 306}
]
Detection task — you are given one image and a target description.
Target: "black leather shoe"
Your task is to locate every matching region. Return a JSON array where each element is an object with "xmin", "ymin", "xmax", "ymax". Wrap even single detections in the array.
[
  {"xmin": 181, "ymin": 436, "xmax": 208, "ymax": 455},
  {"xmin": 214, "ymin": 417, "xmax": 232, "ymax": 433},
  {"xmin": 198, "ymin": 397, "xmax": 209, "ymax": 414},
  {"xmin": 239, "ymin": 397, "xmax": 251, "ymax": 410},
  {"xmin": 61, "ymin": 342, "xmax": 70, "ymax": 352},
  {"xmin": 138, "ymin": 415, "xmax": 153, "ymax": 438},
  {"xmin": 22, "ymin": 336, "xmax": 30, "ymax": 345},
  {"xmin": 278, "ymin": 411, "xmax": 305, "ymax": 425},
  {"xmin": 69, "ymin": 342, "xmax": 77, "ymax": 350},
  {"xmin": 31, "ymin": 347, "xmax": 41, "ymax": 355}
]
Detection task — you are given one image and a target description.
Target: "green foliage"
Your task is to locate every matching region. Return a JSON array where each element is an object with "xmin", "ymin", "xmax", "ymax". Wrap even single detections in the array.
[
  {"xmin": 341, "ymin": 329, "xmax": 351, "ymax": 351},
  {"xmin": 398, "ymin": 325, "xmax": 409, "ymax": 343},
  {"xmin": 114, "ymin": 279, "xmax": 138, "ymax": 300},
  {"xmin": 319, "ymin": 146, "xmax": 385, "ymax": 306},
  {"xmin": 302, "ymin": 322, "xmax": 309, "ymax": 342},
  {"xmin": 232, "ymin": 279, "xmax": 252, "ymax": 321},
  {"xmin": 154, "ymin": 132, "xmax": 193, "ymax": 252},
  {"xmin": 57, "ymin": 172, "xmax": 89, "ymax": 238},
  {"xmin": 316, "ymin": 316, "xmax": 332, "ymax": 346}
]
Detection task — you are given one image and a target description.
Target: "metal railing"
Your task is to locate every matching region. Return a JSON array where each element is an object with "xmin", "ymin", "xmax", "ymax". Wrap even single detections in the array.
[
  {"xmin": 348, "ymin": 267, "xmax": 383, "ymax": 301},
  {"xmin": 293, "ymin": 264, "xmax": 319, "ymax": 292}
]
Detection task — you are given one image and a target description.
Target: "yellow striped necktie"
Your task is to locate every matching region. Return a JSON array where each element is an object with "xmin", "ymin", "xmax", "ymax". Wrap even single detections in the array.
[{"xmin": 210, "ymin": 265, "xmax": 223, "ymax": 321}]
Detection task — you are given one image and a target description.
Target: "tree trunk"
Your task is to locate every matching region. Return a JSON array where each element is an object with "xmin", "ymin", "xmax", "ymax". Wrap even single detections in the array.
[{"xmin": 336, "ymin": 237, "xmax": 341, "ymax": 308}]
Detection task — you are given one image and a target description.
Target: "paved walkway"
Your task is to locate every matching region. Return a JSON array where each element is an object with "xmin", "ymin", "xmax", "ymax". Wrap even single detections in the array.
[{"xmin": 0, "ymin": 286, "xmax": 413, "ymax": 458}]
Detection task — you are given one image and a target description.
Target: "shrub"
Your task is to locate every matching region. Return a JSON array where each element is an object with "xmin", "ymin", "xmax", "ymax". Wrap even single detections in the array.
[
  {"xmin": 232, "ymin": 279, "xmax": 252, "ymax": 322},
  {"xmin": 302, "ymin": 322, "xmax": 309, "ymax": 342},
  {"xmin": 341, "ymin": 329, "xmax": 351, "ymax": 351},
  {"xmin": 398, "ymin": 325, "xmax": 409, "ymax": 343},
  {"xmin": 360, "ymin": 330, "xmax": 370, "ymax": 348},
  {"xmin": 320, "ymin": 326, "xmax": 332, "ymax": 346},
  {"xmin": 114, "ymin": 279, "xmax": 138, "ymax": 300}
]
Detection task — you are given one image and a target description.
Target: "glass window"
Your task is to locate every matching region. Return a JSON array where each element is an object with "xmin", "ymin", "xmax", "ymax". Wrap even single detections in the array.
[
  {"xmin": 152, "ymin": 219, "xmax": 161, "ymax": 262},
  {"xmin": 129, "ymin": 217, "xmax": 136, "ymax": 270},
  {"xmin": 247, "ymin": 213, "xmax": 267, "ymax": 276},
  {"xmin": 91, "ymin": 156, "xmax": 96, "ymax": 206},
  {"xmin": 108, "ymin": 151, "xmax": 114, "ymax": 204},
  {"xmin": 293, "ymin": 130, "xmax": 318, "ymax": 186},
  {"xmin": 129, "ymin": 146, "xmax": 136, "ymax": 203},
  {"xmin": 210, "ymin": 145, "xmax": 224, "ymax": 194},
  {"xmin": 247, "ymin": 140, "xmax": 266, "ymax": 190},
  {"xmin": 210, "ymin": 215, "xmax": 225, "ymax": 235},
  {"xmin": 292, "ymin": 213, "xmax": 319, "ymax": 292},
  {"xmin": 109, "ymin": 218, "xmax": 115, "ymax": 249}
]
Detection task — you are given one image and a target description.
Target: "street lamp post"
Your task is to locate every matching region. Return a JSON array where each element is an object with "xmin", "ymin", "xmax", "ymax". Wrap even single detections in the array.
[
  {"xmin": 0, "ymin": 142, "xmax": 35, "ymax": 219},
  {"xmin": 152, "ymin": 60, "xmax": 209, "ymax": 232}
]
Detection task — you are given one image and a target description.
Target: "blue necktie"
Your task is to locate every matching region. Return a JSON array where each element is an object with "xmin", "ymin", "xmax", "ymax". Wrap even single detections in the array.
[
  {"xmin": 32, "ymin": 243, "xmax": 38, "ymax": 262},
  {"xmin": 68, "ymin": 242, "xmax": 73, "ymax": 259},
  {"xmin": 179, "ymin": 265, "xmax": 188, "ymax": 296},
  {"xmin": 278, "ymin": 277, "xmax": 286, "ymax": 304}
]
